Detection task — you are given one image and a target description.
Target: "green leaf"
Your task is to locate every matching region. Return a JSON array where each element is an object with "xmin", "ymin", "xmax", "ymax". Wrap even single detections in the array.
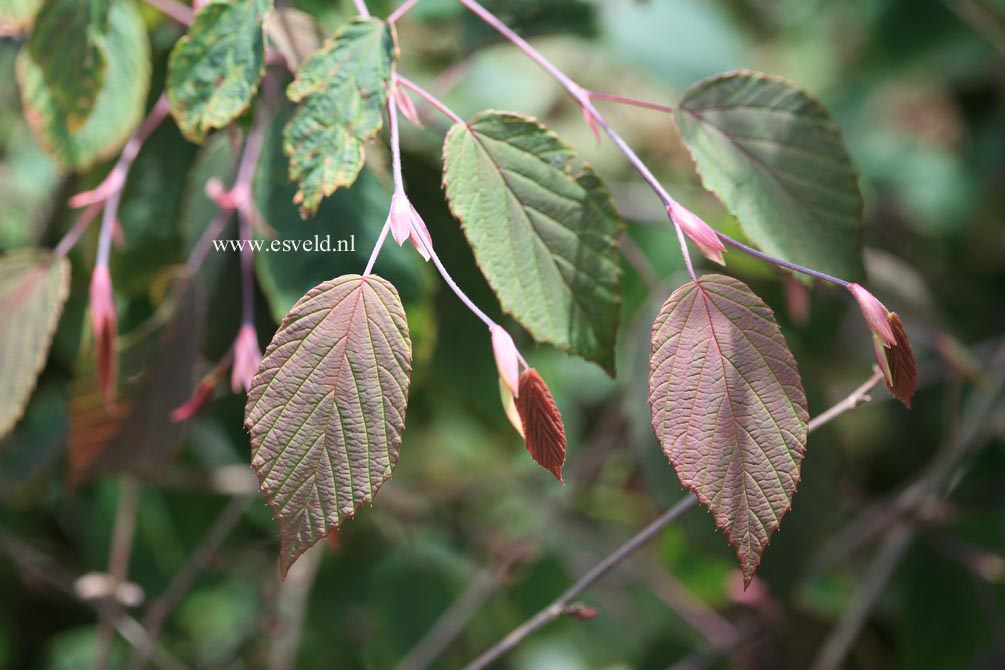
[
  {"xmin": 648, "ymin": 274, "xmax": 808, "ymax": 585},
  {"xmin": 0, "ymin": 250, "xmax": 70, "ymax": 440},
  {"xmin": 69, "ymin": 274, "xmax": 203, "ymax": 483},
  {"xmin": 167, "ymin": 0, "xmax": 272, "ymax": 143},
  {"xmin": 16, "ymin": 0, "xmax": 150, "ymax": 171},
  {"xmin": 26, "ymin": 0, "xmax": 110, "ymax": 131},
  {"xmin": 246, "ymin": 274, "xmax": 411, "ymax": 577},
  {"xmin": 282, "ymin": 18, "xmax": 394, "ymax": 217},
  {"xmin": 676, "ymin": 71, "xmax": 865, "ymax": 280},
  {"xmin": 442, "ymin": 111, "xmax": 624, "ymax": 374},
  {"xmin": 0, "ymin": 0, "xmax": 43, "ymax": 37}
]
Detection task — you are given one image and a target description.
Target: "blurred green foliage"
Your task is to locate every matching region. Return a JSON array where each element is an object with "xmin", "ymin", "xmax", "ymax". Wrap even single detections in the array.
[{"xmin": 1, "ymin": 0, "xmax": 1004, "ymax": 668}]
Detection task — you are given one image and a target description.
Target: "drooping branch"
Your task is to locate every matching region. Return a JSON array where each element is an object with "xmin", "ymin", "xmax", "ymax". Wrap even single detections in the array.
[{"xmin": 461, "ymin": 367, "xmax": 892, "ymax": 670}]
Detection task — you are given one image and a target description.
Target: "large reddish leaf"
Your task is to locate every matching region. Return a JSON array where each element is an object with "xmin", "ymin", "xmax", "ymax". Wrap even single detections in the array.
[
  {"xmin": 245, "ymin": 274, "xmax": 411, "ymax": 577},
  {"xmin": 648, "ymin": 274, "xmax": 808, "ymax": 585},
  {"xmin": 886, "ymin": 314, "xmax": 917, "ymax": 408},
  {"xmin": 515, "ymin": 368, "xmax": 566, "ymax": 483}
]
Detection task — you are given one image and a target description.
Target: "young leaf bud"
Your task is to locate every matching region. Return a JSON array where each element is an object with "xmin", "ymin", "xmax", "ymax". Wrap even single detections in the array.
[
  {"xmin": 89, "ymin": 266, "xmax": 118, "ymax": 408},
  {"xmin": 667, "ymin": 201, "xmax": 726, "ymax": 266},
  {"xmin": 490, "ymin": 325, "xmax": 520, "ymax": 399},
  {"xmin": 848, "ymin": 283, "xmax": 896, "ymax": 347}
]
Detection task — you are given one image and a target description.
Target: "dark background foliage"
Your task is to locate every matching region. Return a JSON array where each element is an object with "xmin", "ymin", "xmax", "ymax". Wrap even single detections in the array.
[{"xmin": 1, "ymin": 0, "xmax": 1004, "ymax": 667}]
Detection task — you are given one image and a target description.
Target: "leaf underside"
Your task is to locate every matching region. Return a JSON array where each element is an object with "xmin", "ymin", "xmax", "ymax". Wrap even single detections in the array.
[
  {"xmin": 282, "ymin": 18, "xmax": 394, "ymax": 217},
  {"xmin": 442, "ymin": 111, "xmax": 624, "ymax": 374},
  {"xmin": 515, "ymin": 368, "xmax": 566, "ymax": 483},
  {"xmin": 649, "ymin": 274, "xmax": 808, "ymax": 585},
  {"xmin": 677, "ymin": 71, "xmax": 864, "ymax": 281},
  {"xmin": 245, "ymin": 274, "xmax": 411, "ymax": 577},
  {"xmin": 16, "ymin": 0, "xmax": 150, "ymax": 171},
  {"xmin": 167, "ymin": 0, "xmax": 271, "ymax": 143},
  {"xmin": 0, "ymin": 250, "xmax": 70, "ymax": 440}
]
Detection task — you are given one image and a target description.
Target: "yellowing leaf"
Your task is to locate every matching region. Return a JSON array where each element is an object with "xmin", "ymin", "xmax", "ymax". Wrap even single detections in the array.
[
  {"xmin": 167, "ymin": 0, "xmax": 272, "ymax": 143},
  {"xmin": 245, "ymin": 274, "xmax": 411, "ymax": 577},
  {"xmin": 0, "ymin": 250, "xmax": 70, "ymax": 440},
  {"xmin": 282, "ymin": 18, "xmax": 394, "ymax": 217}
]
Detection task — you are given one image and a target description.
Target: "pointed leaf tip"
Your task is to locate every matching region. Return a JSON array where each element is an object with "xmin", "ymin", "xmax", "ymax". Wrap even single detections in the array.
[
  {"xmin": 245, "ymin": 274, "xmax": 411, "ymax": 578},
  {"xmin": 515, "ymin": 369, "xmax": 566, "ymax": 483},
  {"xmin": 648, "ymin": 275, "xmax": 808, "ymax": 585}
]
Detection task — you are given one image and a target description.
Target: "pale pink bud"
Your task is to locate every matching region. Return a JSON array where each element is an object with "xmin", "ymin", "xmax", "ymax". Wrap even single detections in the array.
[
  {"xmin": 407, "ymin": 202, "xmax": 432, "ymax": 261},
  {"xmin": 491, "ymin": 325, "xmax": 520, "ymax": 399},
  {"xmin": 667, "ymin": 201, "xmax": 726, "ymax": 266},
  {"xmin": 231, "ymin": 325, "xmax": 262, "ymax": 393},
  {"xmin": 388, "ymin": 191, "xmax": 412, "ymax": 247},
  {"xmin": 848, "ymin": 283, "xmax": 896, "ymax": 347},
  {"xmin": 582, "ymin": 107, "xmax": 600, "ymax": 143},
  {"xmin": 394, "ymin": 86, "xmax": 422, "ymax": 128},
  {"xmin": 89, "ymin": 266, "xmax": 118, "ymax": 408},
  {"xmin": 205, "ymin": 177, "xmax": 236, "ymax": 210}
]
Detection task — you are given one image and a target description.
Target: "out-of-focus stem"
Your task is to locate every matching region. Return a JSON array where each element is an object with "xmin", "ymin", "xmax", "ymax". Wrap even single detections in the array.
[{"xmin": 395, "ymin": 74, "xmax": 466, "ymax": 125}]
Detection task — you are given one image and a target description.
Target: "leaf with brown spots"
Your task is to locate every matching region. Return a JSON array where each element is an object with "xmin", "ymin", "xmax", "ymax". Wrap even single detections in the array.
[{"xmin": 515, "ymin": 369, "xmax": 566, "ymax": 483}]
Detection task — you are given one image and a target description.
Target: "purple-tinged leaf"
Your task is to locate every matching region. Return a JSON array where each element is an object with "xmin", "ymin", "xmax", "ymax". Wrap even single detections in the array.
[
  {"xmin": 245, "ymin": 274, "xmax": 411, "ymax": 577},
  {"xmin": 886, "ymin": 313, "xmax": 917, "ymax": 408},
  {"xmin": 648, "ymin": 274, "xmax": 808, "ymax": 586},
  {"xmin": 516, "ymin": 368, "xmax": 566, "ymax": 483}
]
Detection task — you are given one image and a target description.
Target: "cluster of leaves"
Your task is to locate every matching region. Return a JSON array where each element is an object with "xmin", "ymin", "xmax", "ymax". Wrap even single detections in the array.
[{"xmin": 0, "ymin": 0, "xmax": 919, "ymax": 590}]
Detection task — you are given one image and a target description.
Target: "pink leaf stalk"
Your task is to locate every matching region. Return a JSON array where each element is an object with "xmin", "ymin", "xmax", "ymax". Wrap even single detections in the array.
[
  {"xmin": 666, "ymin": 201, "xmax": 726, "ymax": 266},
  {"xmin": 231, "ymin": 324, "xmax": 262, "ymax": 393},
  {"xmin": 89, "ymin": 266, "xmax": 118, "ymax": 408},
  {"xmin": 490, "ymin": 325, "xmax": 520, "ymax": 398}
]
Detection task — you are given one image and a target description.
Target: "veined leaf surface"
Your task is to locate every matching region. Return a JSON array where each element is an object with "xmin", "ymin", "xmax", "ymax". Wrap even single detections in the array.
[
  {"xmin": 167, "ymin": 0, "xmax": 272, "ymax": 143},
  {"xmin": 649, "ymin": 274, "xmax": 808, "ymax": 585},
  {"xmin": 245, "ymin": 274, "xmax": 411, "ymax": 576},
  {"xmin": 677, "ymin": 71, "xmax": 864, "ymax": 280},
  {"xmin": 282, "ymin": 18, "xmax": 394, "ymax": 217},
  {"xmin": 443, "ymin": 111, "xmax": 623, "ymax": 374}
]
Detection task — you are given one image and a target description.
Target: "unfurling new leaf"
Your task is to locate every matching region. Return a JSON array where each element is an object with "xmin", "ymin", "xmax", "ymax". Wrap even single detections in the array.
[
  {"xmin": 245, "ymin": 274, "xmax": 411, "ymax": 577},
  {"xmin": 442, "ymin": 111, "xmax": 624, "ymax": 374},
  {"xmin": 0, "ymin": 250, "xmax": 70, "ymax": 440},
  {"xmin": 283, "ymin": 18, "xmax": 394, "ymax": 217},
  {"xmin": 167, "ymin": 0, "xmax": 272, "ymax": 143},
  {"xmin": 515, "ymin": 368, "xmax": 567, "ymax": 483},
  {"xmin": 677, "ymin": 71, "xmax": 865, "ymax": 281},
  {"xmin": 885, "ymin": 313, "xmax": 918, "ymax": 408},
  {"xmin": 648, "ymin": 274, "xmax": 808, "ymax": 585}
]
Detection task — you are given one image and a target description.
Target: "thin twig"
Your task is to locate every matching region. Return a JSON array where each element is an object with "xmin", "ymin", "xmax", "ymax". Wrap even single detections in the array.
[
  {"xmin": 127, "ymin": 496, "xmax": 253, "ymax": 670},
  {"xmin": 461, "ymin": 366, "xmax": 890, "ymax": 669},
  {"xmin": 811, "ymin": 525, "xmax": 914, "ymax": 670},
  {"xmin": 463, "ymin": 495, "xmax": 698, "ymax": 670},
  {"xmin": 0, "ymin": 526, "xmax": 183, "ymax": 670},
  {"xmin": 94, "ymin": 477, "xmax": 142, "ymax": 670},
  {"xmin": 388, "ymin": 0, "xmax": 422, "ymax": 24},
  {"xmin": 808, "ymin": 368, "xmax": 884, "ymax": 433},
  {"xmin": 351, "ymin": 0, "xmax": 371, "ymax": 18},
  {"xmin": 588, "ymin": 90, "xmax": 675, "ymax": 115},
  {"xmin": 396, "ymin": 74, "xmax": 466, "ymax": 125}
]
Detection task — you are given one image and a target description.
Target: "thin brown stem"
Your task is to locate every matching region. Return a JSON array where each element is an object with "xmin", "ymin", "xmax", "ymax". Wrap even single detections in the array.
[
  {"xmin": 127, "ymin": 496, "xmax": 252, "ymax": 670},
  {"xmin": 588, "ymin": 90, "xmax": 675, "ymax": 115},
  {"xmin": 396, "ymin": 74, "xmax": 466, "ymax": 125},
  {"xmin": 94, "ymin": 477, "xmax": 142, "ymax": 670},
  {"xmin": 461, "ymin": 366, "xmax": 890, "ymax": 669},
  {"xmin": 808, "ymin": 368, "xmax": 884, "ymax": 433}
]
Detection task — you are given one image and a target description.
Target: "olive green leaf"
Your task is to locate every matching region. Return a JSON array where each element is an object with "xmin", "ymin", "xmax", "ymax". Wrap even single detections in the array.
[
  {"xmin": 167, "ymin": 0, "xmax": 272, "ymax": 143},
  {"xmin": 0, "ymin": 250, "xmax": 70, "ymax": 440},
  {"xmin": 677, "ymin": 71, "xmax": 864, "ymax": 280},
  {"xmin": 442, "ymin": 111, "xmax": 624, "ymax": 374},
  {"xmin": 16, "ymin": 0, "xmax": 150, "ymax": 171},
  {"xmin": 282, "ymin": 18, "xmax": 394, "ymax": 218}
]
